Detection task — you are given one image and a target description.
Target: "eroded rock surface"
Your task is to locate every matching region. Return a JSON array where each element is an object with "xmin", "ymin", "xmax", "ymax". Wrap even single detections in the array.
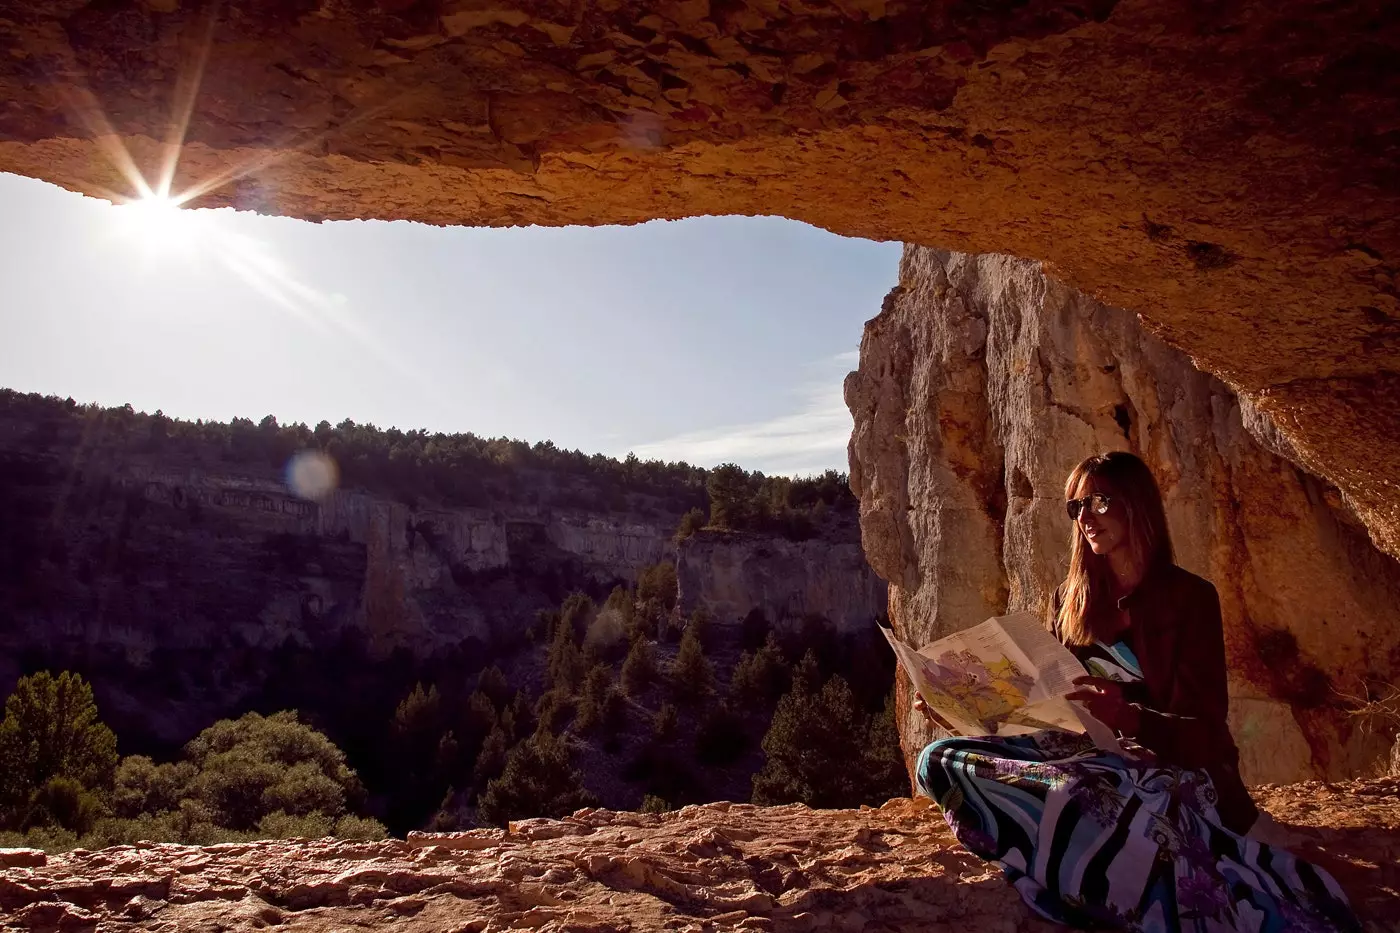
[
  {"xmin": 846, "ymin": 248, "xmax": 1400, "ymax": 784},
  {"xmin": 3, "ymin": 787, "xmax": 1398, "ymax": 932},
  {"xmin": 1, "ymin": 0, "xmax": 1397, "ymax": 562},
  {"xmin": 675, "ymin": 523, "xmax": 887, "ymax": 636}
]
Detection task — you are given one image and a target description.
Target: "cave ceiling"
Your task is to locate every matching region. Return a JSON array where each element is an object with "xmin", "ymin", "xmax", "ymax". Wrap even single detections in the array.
[{"xmin": 0, "ymin": 0, "xmax": 1397, "ymax": 556}]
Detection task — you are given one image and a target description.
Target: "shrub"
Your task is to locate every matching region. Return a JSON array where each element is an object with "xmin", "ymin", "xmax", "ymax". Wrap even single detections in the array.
[
  {"xmin": 256, "ymin": 810, "xmax": 334, "ymax": 840},
  {"xmin": 585, "ymin": 609, "xmax": 629, "ymax": 662},
  {"xmin": 112, "ymin": 756, "xmax": 195, "ymax": 818},
  {"xmin": 652, "ymin": 703, "xmax": 678, "ymax": 742},
  {"xmin": 640, "ymin": 794, "xmax": 672, "ymax": 814},
  {"xmin": 182, "ymin": 711, "xmax": 364, "ymax": 831},
  {"xmin": 674, "ymin": 508, "xmax": 705, "ymax": 541}
]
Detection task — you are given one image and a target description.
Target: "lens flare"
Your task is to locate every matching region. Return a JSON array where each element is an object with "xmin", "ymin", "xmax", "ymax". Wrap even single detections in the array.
[
  {"xmin": 286, "ymin": 450, "xmax": 339, "ymax": 501},
  {"xmin": 110, "ymin": 195, "xmax": 201, "ymax": 255}
]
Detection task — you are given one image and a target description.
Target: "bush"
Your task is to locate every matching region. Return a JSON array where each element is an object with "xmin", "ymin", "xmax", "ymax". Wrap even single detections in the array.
[
  {"xmin": 640, "ymin": 794, "xmax": 672, "ymax": 814},
  {"xmin": 620, "ymin": 639, "xmax": 657, "ymax": 695},
  {"xmin": 674, "ymin": 508, "xmax": 705, "ymax": 541},
  {"xmin": 476, "ymin": 733, "xmax": 598, "ymax": 827},
  {"xmin": 182, "ymin": 711, "xmax": 364, "ymax": 831},
  {"xmin": 256, "ymin": 810, "xmax": 334, "ymax": 840},
  {"xmin": 652, "ymin": 703, "xmax": 678, "ymax": 742},
  {"xmin": 585, "ymin": 609, "xmax": 629, "ymax": 662}
]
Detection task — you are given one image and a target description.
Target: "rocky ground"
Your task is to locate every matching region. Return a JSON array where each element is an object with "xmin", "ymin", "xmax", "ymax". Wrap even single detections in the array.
[{"xmin": 3, "ymin": 781, "xmax": 1399, "ymax": 933}]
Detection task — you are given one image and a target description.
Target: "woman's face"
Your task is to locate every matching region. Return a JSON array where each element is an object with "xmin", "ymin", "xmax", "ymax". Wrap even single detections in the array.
[{"xmin": 1073, "ymin": 478, "xmax": 1128, "ymax": 558}]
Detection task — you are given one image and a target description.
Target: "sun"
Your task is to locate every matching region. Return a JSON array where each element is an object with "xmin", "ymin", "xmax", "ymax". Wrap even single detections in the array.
[{"xmin": 110, "ymin": 194, "xmax": 203, "ymax": 256}]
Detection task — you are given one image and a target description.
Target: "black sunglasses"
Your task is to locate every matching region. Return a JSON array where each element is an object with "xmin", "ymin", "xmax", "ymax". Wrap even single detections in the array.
[{"xmin": 1066, "ymin": 493, "xmax": 1111, "ymax": 521}]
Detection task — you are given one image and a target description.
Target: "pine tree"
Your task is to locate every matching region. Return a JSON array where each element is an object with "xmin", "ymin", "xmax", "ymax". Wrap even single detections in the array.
[
  {"xmin": 751, "ymin": 675, "xmax": 877, "ymax": 808},
  {"xmin": 730, "ymin": 633, "xmax": 790, "ymax": 706},
  {"xmin": 0, "ymin": 671, "xmax": 118, "ymax": 826},
  {"xmin": 706, "ymin": 463, "xmax": 752, "ymax": 530},
  {"xmin": 670, "ymin": 628, "xmax": 713, "ymax": 703},
  {"xmin": 621, "ymin": 638, "xmax": 657, "ymax": 695},
  {"xmin": 476, "ymin": 733, "xmax": 598, "ymax": 827}
]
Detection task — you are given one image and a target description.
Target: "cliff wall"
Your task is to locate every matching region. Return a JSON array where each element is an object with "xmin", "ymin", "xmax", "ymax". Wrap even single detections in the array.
[
  {"xmin": 846, "ymin": 248, "xmax": 1400, "ymax": 785},
  {"xmin": 0, "ymin": 402, "xmax": 876, "ymax": 751},
  {"xmin": 675, "ymin": 523, "xmax": 888, "ymax": 635}
]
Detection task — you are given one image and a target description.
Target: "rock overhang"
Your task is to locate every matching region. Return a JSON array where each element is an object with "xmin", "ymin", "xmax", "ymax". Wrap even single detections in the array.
[{"xmin": 1, "ymin": 0, "xmax": 1397, "ymax": 554}]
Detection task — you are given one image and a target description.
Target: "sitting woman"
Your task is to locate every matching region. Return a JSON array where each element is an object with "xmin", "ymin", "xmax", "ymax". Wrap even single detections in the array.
[{"xmin": 914, "ymin": 451, "xmax": 1359, "ymax": 932}]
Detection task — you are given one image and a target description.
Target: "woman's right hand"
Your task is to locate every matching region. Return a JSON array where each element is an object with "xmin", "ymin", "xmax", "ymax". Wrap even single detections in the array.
[{"xmin": 912, "ymin": 694, "xmax": 935, "ymax": 722}]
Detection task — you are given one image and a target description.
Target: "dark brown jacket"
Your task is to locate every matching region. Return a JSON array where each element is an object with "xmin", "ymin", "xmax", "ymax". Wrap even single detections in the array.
[{"xmin": 1058, "ymin": 563, "xmax": 1258, "ymax": 834}]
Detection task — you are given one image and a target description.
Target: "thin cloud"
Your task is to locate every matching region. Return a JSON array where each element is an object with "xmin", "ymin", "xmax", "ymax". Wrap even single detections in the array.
[{"xmin": 630, "ymin": 353, "xmax": 858, "ymax": 476}]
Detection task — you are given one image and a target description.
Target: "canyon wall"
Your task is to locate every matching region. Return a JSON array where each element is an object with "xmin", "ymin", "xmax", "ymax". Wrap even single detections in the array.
[
  {"xmin": 846, "ymin": 247, "xmax": 1400, "ymax": 785},
  {"xmin": 675, "ymin": 523, "xmax": 887, "ymax": 635},
  {"xmin": 0, "ymin": 402, "xmax": 876, "ymax": 750}
]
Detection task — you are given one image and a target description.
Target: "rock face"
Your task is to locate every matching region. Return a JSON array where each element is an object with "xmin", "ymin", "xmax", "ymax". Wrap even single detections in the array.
[
  {"xmin": 675, "ymin": 523, "xmax": 887, "ymax": 635},
  {"xmin": 0, "ymin": 397, "xmax": 876, "ymax": 752},
  {"xmin": 3, "ymin": 783, "xmax": 1399, "ymax": 931},
  {"xmin": 846, "ymin": 248, "xmax": 1400, "ymax": 785},
  {"xmin": 1, "ymin": 0, "xmax": 1397, "ymax": 567}
]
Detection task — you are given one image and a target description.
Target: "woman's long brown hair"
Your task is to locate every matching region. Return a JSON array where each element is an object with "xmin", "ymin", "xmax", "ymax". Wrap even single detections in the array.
[{"xmin": 1055, "ymin": 451, "xmax": 1174, "ymax": 646}]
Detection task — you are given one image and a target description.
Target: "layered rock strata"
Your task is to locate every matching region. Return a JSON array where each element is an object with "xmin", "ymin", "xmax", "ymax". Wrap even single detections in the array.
[
  {"xmin": 2, "ymin": 0, "xmax": 1397, "ymax": 565},
  {"xmin": 2, "ymin": 782, "xmax": 1399, "ymax": 931},
  {"xmin": 675, "ymin": 524, "xmax": 887, "ymax": 635},
  {"xmin": 0, "ymin": 401, "xmax": 876, "ymax": 748},
  {"xmin": 846, "ymin": 248, "xmax": 1400, "ymax": 786}
]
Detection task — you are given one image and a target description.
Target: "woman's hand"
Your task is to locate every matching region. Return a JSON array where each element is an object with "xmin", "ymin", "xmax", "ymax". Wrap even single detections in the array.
[
  {"xmin": 912, "ymin": 694, "xmax": 935, "ymax": 722},
  {"xmin": 1066, "ymin": 675, "xmax": 1141, "ymax": 733}
]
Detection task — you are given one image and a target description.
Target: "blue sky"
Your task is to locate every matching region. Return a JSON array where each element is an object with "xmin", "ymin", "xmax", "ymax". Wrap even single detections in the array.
[{"xmin": 0, "ymin": 171, "xmax": 900, "ymax": 476}]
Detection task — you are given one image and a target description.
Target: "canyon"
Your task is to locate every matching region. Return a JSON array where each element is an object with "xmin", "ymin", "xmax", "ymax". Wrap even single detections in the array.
[{"xmin": 0, "ymin": 393, "xmax": 885, "ymax": 754}]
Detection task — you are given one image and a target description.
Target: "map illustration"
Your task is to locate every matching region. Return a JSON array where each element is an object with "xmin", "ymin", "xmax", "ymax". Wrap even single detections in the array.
[{"xmin": 920, "ymin": 649, "xmax": 1035, "ymax": 733}]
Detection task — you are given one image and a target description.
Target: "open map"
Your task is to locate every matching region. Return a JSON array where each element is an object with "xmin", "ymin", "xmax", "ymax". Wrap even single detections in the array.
[{"xmin": 880, "ymin": 612, "xmax": 1123, "ymax": 751}]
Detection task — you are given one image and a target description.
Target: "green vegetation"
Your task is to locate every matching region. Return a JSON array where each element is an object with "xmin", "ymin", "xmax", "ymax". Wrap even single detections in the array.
[
  {"xmin": 0, "ymin": 672, "xmax": 387, "ymax": 852},
  {"xmin": 705, "ymin": 462, "xmax": 852, "ymax": 538},
  {"xmin": 0, "ymin": 671, "xmax": 118, "ymax": 835},
  {"xmin": 476, "ymin": 733, "xmax": 598, "ymax": 827},
  {"xmin": 0, "ymin": 390, "xmax": 854, "ymax": 531},
  {"xmin": 751, "ymin": 652, "xmax": 907, "ymax": 808}
]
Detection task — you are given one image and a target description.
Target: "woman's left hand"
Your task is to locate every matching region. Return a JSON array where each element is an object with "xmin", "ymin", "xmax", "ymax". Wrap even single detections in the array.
[{"xmin": 1066, "ymin": 675, "xmax": 1141, "ymax": 733}]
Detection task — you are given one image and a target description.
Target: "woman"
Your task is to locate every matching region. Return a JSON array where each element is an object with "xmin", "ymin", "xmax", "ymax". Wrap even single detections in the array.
[{"xmin": 913, "ymin": 451, "xmax": 1358, "ymax": 932}]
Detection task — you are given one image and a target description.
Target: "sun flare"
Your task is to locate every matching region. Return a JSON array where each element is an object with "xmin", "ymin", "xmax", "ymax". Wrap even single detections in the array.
[{"xmin": 111, "ymin": 194, "xmax": 201, "ymax": 254}]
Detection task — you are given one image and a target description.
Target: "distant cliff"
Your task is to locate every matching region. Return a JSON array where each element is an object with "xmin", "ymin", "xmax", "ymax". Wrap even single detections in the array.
[
  {"xmin": 0, "ymin": 391, "xmax": 875, "ymax": 758},
  {"xmin": 676, "ymin": 524, "xmax": 887, "ymax": 636}
]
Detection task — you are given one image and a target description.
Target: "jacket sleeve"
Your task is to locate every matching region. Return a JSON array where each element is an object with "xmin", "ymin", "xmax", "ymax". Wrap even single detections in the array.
[{"xmin": 1128, "ymin": 581, "xmax": 1231, "ymax": 768}]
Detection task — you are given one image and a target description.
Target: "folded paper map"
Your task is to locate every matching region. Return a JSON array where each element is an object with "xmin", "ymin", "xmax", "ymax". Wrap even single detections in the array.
[{"xmin": 880, "ymin": 612, "xmax": 1123, "ymax": 753}]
